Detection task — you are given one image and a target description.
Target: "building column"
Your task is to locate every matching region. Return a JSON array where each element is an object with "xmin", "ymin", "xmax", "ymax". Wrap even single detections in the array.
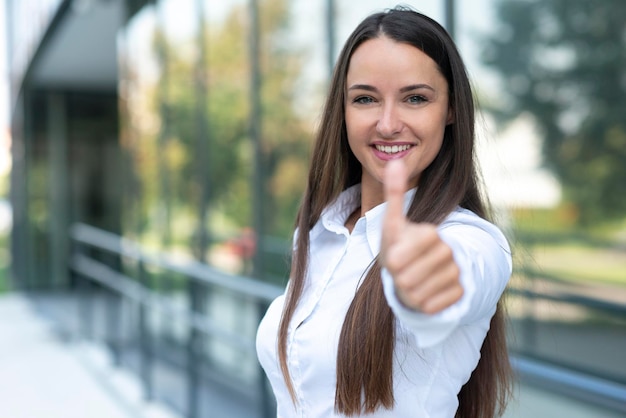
[{"xmin": 47, "ymin": 92, "xmax": 69, "ymax": 288}]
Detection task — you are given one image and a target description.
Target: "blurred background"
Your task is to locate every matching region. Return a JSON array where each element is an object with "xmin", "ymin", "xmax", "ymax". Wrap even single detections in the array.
[{"xmin": 1, "ymin": 0, "xmax": 624, "ymax": 417}]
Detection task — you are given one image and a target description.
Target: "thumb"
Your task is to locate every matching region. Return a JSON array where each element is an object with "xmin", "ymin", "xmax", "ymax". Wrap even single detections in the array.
[{"xmin": 382, "ymin": 159, "xmax": 408, "ymax": 252}]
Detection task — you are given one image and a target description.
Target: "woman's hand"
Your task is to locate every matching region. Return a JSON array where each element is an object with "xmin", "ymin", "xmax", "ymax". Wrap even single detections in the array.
[{"xmin": 381, "ymin": 160, "xmax": 463, "ymax": 314}]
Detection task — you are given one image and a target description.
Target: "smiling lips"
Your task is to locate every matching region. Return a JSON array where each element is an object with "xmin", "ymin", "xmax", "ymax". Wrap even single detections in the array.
[
  {"xmin": 374, "ymin": 144, "xmax": 413, "ymax": 154},
  {"xmin": 372, "ymin": 143, "xmax": 415, "ymax": 161}
]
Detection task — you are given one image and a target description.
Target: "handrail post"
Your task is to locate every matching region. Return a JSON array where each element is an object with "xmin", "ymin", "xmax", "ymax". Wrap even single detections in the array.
[
  {"xmin": 138, "ymin": 258, "xmax": 153, "ymax": 400},
  {"xmin": 75, "ymin": 242, "xmax": 93, "ymax": 341},
  {"xmin": 187, "ymin": 280, "xmax": 202, "ymax": 418},
  {"xmin": 107, "ymin": 255, "xmax": 122, "ymax": 366}
]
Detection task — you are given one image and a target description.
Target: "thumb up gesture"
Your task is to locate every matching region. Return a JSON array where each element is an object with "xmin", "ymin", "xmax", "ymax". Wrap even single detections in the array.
[{"xmin": 381, "ymin": 160, "xmax": 463, "ymax": 314}]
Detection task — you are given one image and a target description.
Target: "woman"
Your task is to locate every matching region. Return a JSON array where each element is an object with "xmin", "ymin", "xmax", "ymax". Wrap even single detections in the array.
[{"xmin": 256, "ymin": 7, "xmax": 512, "ymax": 418}]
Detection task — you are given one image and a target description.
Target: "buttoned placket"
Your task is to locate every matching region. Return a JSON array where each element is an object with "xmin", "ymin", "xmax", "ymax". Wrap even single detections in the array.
[{"xmin": 287, "ymin": 214, "xmax": 369, "ymax": 416}]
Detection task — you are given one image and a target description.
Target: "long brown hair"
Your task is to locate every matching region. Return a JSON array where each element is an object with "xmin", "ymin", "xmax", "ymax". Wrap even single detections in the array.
[{"xmin": 277, "ymin": 7, "xmax": 511, "ymax": 417}]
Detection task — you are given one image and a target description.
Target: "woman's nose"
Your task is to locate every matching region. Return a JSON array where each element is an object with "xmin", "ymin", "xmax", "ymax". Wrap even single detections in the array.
[{"xmin": 376, "ymin": 103, "xmax": 403, "ymax": 138}]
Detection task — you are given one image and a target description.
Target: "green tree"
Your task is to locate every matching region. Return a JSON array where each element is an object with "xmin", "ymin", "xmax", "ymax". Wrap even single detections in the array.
[
  {"xmin": 481, "ymin": 0, "xmax": 626, "ymax": 225},
  {"xmin": 204, "ymin": 0, "xmax": 312, "ymax": 238},
  {"xmin": 152, "ymin": 0, "xmax": 312, "ymax": 241}
]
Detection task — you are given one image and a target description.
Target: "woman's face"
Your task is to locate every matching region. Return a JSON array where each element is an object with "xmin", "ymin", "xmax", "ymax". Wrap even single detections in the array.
[{"xmin": 345, "ymin": 35, "xmax": 452, "ymax": 201}]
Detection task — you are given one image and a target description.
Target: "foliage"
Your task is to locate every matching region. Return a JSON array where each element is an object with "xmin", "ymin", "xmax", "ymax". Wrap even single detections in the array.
[
  {"xmin": 125, "ymin": 0, "xmax": 312, "ymax": 255},
  {"xmin": 481, "ymin": 0, "xmax": 626, "ymax": 225}
]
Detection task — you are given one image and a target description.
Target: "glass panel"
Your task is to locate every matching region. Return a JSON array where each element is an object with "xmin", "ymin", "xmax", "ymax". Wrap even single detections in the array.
[
  {"xmin": 459, "ymin": 0, "xmax": 626, "ymax": 385},
  {"xmin": 118, "ymin": 4, "xmax": 162, "ymax": 245},
  {"xmin": 26, "ymin": 92, "xmax": 51, "ymax": 287}
]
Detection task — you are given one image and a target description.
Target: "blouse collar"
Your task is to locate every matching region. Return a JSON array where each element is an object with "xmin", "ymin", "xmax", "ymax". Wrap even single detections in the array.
[{"xmin": 312, "ymin": 184, "xmax": 416, "ymax": 256}]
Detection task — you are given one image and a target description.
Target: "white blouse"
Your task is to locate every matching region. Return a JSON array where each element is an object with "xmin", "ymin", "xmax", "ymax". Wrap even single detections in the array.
[{"xmin": 256, "ymin": 185, "xmax": 512, "ymax": 418}]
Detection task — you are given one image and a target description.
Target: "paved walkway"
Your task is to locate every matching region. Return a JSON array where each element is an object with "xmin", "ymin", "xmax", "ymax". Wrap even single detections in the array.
[
  {"xmin": 0, "ymin": 293, "xmax": 180, "ymax": 418},
  {"xmin": 0, "ymin": 292, "xmax": 622, "ymax": 418}
]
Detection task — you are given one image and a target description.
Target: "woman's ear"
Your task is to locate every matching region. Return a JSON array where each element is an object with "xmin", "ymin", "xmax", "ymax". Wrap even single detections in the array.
[{"xmin": 446, "ymin": 107, "xmax": 454, "ymax": 125}]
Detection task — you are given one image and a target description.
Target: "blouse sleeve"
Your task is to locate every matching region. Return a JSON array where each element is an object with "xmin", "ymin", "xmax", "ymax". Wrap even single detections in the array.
[{"xmin": 381, "ymin": 210, "xmax": 512, "ymax": 348}]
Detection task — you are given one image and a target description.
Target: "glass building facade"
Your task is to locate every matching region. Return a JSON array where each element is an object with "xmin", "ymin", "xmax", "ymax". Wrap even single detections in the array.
[{"xmin": 5, "ymin": 0, "xmax": 625, "ymax": 415}]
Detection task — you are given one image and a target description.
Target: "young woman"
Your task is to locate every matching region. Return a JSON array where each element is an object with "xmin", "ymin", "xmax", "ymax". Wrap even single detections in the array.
[{"xmin": 256, "ymin": 7, "xmax": 512, "ymax": 418}]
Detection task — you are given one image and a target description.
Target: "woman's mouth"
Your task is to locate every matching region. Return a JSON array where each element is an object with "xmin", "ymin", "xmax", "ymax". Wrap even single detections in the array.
[
  {"xmin": 374, "ymin": 144, "xmax": 413, "ymax": 154},
  {"xmin": 372, "ymin": 143, "xmax": 415, "ymax": 161}
]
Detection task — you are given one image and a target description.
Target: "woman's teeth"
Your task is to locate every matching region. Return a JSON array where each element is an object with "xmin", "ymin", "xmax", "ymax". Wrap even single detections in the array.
[{"xmin": 375, "ymin": 144, "xmax": 412, "ymax": 154}]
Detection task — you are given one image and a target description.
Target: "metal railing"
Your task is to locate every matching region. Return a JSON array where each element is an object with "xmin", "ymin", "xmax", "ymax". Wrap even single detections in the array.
[
  {"xmin": 68, "ymin": 222, "xmax": 626, "ymax": 417},
  {"xmin": 69, "ymin": 223, "xmax": 284, "ymax": 418},
  {"xmin": 506, "ymin": 284, "xmax": 626, "ymax": 414}
]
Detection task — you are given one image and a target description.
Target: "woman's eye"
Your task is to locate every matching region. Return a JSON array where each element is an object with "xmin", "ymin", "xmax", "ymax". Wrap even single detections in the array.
[
  {"xmin": 407, "ymin": 95, "xmax": 427, "ymax": 104},
  {"xmin": 353, "ymin": 96, "xmax": 374, "ymax": 104}
]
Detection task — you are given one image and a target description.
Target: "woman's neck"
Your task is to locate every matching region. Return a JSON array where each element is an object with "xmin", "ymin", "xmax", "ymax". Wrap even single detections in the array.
[
  {"xmin": 359, "ymin": 182, "xmax": 385, "ymax": 215},
  {"xmin": 344, "ymin": 205, "xmax": 362, "ymax": 233}
]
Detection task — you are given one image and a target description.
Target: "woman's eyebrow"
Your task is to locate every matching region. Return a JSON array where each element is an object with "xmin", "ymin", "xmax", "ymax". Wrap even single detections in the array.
[
  {"xmin": 347, "ymin": 83, "xmax": 435, "ymax": 93},
  {"xmin": 347, "ymin": 84, "xmax": 378, "ymax": 92},
  {"xmin": 399, "ymin": 84, "xmax": 435, "ymax": 93}
]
